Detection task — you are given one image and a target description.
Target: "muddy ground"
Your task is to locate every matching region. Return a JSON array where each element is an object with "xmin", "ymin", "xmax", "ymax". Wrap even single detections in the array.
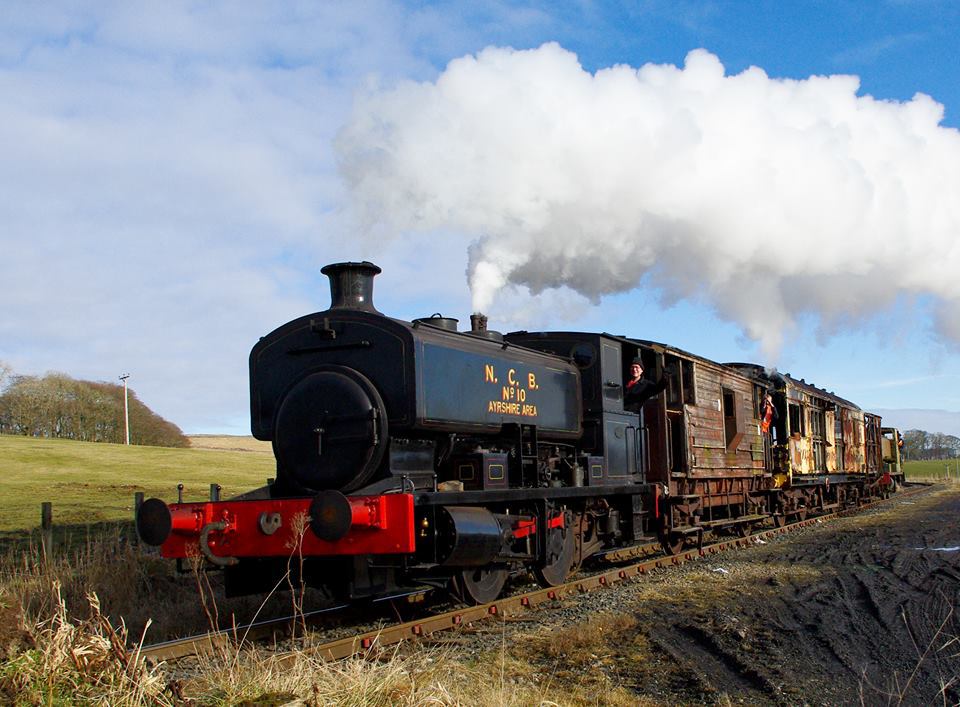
[{"xmin": 459, "ymin": 485, "xmax": 960, "ymax": 705}]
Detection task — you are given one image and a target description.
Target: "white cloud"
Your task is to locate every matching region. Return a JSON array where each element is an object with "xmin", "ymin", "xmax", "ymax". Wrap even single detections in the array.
[
  {"xmin": 0, "ymin": 2, "xmax": 451, "ymax": 432},
  {"xmin": 337, "ymin": 43, "xmax": 960, "ymax": 360}
]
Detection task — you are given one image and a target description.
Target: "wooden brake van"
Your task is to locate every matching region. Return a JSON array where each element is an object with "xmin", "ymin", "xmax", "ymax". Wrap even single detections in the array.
[{"xmin": 630, "ymin": 341, "xmax": 772, "ymax": 549}]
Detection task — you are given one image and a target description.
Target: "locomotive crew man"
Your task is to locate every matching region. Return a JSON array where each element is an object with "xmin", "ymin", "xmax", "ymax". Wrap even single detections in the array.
[{"xmin": 624, "ymin": 357, "xmax": 669, "ymax": 411}]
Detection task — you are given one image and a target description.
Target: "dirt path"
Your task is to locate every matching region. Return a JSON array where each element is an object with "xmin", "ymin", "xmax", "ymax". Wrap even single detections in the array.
[{"xmin": 467, "ymin": 485, "xmax": 960, "ymax": 705}]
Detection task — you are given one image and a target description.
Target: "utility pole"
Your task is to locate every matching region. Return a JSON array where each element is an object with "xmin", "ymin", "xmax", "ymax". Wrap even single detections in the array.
[{"xmin": 119, "ymin": 373, "xmax": 130, "ymax": 445}]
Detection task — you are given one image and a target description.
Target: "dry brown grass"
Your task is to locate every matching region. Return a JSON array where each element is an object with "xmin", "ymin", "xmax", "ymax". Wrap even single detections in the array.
[
  {"xmin": 178, "ymin": 620, "xmax": 664, "ymax": 707},
  {"xmin": 0, "ymin": 582, "xmax": 169, "ymax": 705},
  {"xmin": 187, "ymin": 435, "xmax": 272, "ymax": 454},
  {"xmin": 183, "ymin": 643, "xmax": 576, "ymax": 706},
  {"xmin": 504, "ymin": 613, "xmax": 659, "ymax": 706},
  {"xmin": 1, "ymin": 532, "xmax": 651, "ymax": 705}
]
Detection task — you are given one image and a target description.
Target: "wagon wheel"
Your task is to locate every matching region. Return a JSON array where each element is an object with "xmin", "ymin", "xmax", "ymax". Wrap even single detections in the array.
[
  {"xmin": 795, "ymin": 505, "xmax": 808, "ymax": 522},
  {"xmin": 534, "ymin": 514, "xmax": 577, "ymax": 587},
  {"xmin": 735, "ymin": 522, "xmax": 752, "ymax": 538},
  {"xmin": 451, "ymin": 567, "xmax": 508, "ymax": 605},
  {"xmin": 772, "ymin": 512, "xmax": 785, "ymax": 528}
]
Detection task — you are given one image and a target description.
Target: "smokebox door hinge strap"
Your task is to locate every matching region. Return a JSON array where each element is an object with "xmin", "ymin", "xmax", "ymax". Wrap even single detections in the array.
[{"xmin": 310, "ymin": 317, "xmax": 337, "ymax": 339}]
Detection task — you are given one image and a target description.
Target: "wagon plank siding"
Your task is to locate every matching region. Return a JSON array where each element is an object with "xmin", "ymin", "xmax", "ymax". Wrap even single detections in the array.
[{"xmin": 687, "ymin": 362, "xmax": 762, "ymax": 477}]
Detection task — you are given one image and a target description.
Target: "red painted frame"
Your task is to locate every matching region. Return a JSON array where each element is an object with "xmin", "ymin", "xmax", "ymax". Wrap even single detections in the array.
[{"xmin": 158, "ymin": 494, "xmax": 416, "ymax": 561}]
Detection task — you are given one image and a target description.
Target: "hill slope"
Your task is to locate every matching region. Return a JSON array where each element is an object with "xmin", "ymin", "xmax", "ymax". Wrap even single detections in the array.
[{"xmin": 0, "ymin": 435, "xmax": 273, "ymax": 533}]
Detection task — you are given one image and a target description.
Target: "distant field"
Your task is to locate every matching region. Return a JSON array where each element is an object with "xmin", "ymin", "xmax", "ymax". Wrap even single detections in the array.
[
  {"xmin": 0, "ymin": 435, "xmax": 274, "ymax": 534},
  {"xmin": 188, "ymin": 434, "xmax": 272, "ymax": 453},
  {"xmin": 903, "ymin": 458, "xmax": 960, "ymax": 481}
]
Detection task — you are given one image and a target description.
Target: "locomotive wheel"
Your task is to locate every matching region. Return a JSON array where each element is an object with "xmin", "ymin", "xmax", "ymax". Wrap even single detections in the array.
[
  {"xmin": 534, "ymin": 516, "xmax": 577, "ymax": 587},
  {"xmin": 452, "ymin": 567, "xmax": 508, "ymax": 605}
]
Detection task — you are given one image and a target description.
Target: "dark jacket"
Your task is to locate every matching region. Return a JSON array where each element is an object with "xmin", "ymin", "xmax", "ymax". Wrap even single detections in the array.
[{"xmin": 624, "ymin": 373, "xmax": 668, "ymax": 410}]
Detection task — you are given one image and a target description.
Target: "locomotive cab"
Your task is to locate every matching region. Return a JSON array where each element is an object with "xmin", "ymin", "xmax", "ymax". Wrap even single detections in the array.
[{"xmin": 503, "ymin": 331, "xmax": 650, "ymax": 486}]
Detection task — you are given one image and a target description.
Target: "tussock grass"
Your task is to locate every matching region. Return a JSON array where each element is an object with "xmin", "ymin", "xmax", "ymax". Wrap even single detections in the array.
[
  {"xmin": 0, "ymin": 531, "xmax": 329, "ymax": 648},
  {"xmin": 0, "ymin": 582, "xmax": 168, "ymax": 705},
  {"xmin": 1, "ymin": 532, "xmax": 627, "ymax": 705}
]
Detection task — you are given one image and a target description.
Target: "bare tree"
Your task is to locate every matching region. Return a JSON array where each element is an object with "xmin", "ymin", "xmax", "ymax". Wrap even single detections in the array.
[{"xmin": 0, "ymin": 371, "xmax": 187, "ymax": 447}]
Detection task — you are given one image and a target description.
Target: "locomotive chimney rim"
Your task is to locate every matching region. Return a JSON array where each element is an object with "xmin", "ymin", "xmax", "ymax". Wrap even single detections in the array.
[{"xmin": 321, "ymin": 261, "xmax": 381, "ymax": 313}]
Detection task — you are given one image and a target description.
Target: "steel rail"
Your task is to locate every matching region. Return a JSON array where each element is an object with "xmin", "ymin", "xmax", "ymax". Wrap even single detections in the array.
[
  {"xmin": 138, "ymin": 483, "xmax": 931, "ymax": 665},
  {"xmin": 139, "ymin": 589, "xmax": 425, "ymax": 663}
]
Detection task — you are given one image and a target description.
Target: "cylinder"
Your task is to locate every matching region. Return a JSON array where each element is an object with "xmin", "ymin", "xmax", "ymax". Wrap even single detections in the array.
[{"xmin": 434, "ymin": 506, "xmax": 505, "ymax": 567}]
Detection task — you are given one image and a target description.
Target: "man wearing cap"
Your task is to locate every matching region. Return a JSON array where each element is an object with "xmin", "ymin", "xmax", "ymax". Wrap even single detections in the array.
[{"xmin": 624, "ymin": 358, "xmax": 669, "ymax": 411}]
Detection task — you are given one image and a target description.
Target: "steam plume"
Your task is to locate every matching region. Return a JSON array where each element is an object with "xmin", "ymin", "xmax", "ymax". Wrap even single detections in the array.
[{"xmin": 336, "ymin": 43, "xmax": 960, "ymax": 354}]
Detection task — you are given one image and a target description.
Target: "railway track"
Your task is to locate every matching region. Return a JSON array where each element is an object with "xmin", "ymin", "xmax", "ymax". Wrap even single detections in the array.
[{"xmin": 138, "ymin": 483, "xmax": 931, "ymax": 666}]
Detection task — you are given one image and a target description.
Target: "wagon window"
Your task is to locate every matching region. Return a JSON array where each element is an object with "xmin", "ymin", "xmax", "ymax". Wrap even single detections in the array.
[
  {"xmin": 788, "ymin": 403, "xmax": 804, "ymax": 436},
  {"xmin": 835, "ymin": 415, "xmax": 845, "ymax": 468},
  {"xmin": 682, "ymin": 360, "xmax": 696, "ymax": 404},
  {"xmin": 664, "ymin": 355, "xmax": 696, "ymax": 409},
  {"xmin": 722, "ymin": 387, "xmax": 744, "ymax": 451},
  {"xmin": 809, "ymin": 405, "xmax": 827, "ymax": 471},
  {"xmin": 665, "ymin": 354, "xmax": 682, "ymax": 410}
]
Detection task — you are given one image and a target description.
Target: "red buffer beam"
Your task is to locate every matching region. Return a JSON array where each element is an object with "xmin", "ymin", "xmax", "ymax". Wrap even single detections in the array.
[{"xmin": 136, "ymin": 493, "xmax": 416, "ymax": 565}]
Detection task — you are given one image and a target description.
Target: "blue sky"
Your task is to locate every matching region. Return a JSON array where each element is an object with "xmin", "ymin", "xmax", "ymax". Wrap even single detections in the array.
[{"xmin": 2, "ymin": 1, "xmax": 959, "ymax": 436}]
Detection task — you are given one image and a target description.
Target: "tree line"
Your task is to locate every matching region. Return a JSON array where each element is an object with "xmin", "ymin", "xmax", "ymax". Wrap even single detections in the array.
[
  {"xmin": 0, "ymin": 364, "xmax": 187, "ymax": 447},
  {"xmin": 900, "ymin": 429, "xmax": 960, "ymax": 461}
]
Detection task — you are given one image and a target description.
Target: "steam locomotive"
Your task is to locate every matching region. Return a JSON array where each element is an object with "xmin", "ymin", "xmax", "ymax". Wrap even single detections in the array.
[{"xmin": 136, "ymin": 262, "xmax": 904, "ymax": 604}]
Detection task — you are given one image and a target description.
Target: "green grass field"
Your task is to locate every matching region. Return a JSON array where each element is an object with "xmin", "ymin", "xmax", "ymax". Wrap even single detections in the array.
[
  {"xmin": 0, "ymin": 432, "xmax": 952, "ymax": 537},
  {"xmin": 903, "ymin": 458, "xmax": 960, "ymax": 481},
  {"xmin": 0, "ymin": 434, "xmax": 274, "ymax": 534}
]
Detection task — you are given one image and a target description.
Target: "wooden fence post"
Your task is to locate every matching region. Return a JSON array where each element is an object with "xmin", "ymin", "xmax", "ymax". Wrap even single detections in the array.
[
  {"xmin": 41, "ymin": 501, "xmax": 53, "ymax": 558},
  {"xmin": 133, "ymin": 491, "xmax": 144, "ymax": 545}
]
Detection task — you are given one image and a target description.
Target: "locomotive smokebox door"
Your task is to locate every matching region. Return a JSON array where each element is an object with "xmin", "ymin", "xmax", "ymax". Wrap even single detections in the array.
[{"xmin": 273, "ymin": 366, "xmax": 388, "ymax": 493}]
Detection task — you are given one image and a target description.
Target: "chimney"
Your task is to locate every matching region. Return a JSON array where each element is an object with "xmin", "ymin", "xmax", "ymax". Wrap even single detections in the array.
[
  {"xmin": 468, "ymin": 312, "xmax": 503, "ymax": 342},
  {"xmin": 320, "ymin": 261, "xmax": 381, "ymax": 313},
  {"xmin": 470, "ymin": 313, "xmax": 488, "ymax": 333}
]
